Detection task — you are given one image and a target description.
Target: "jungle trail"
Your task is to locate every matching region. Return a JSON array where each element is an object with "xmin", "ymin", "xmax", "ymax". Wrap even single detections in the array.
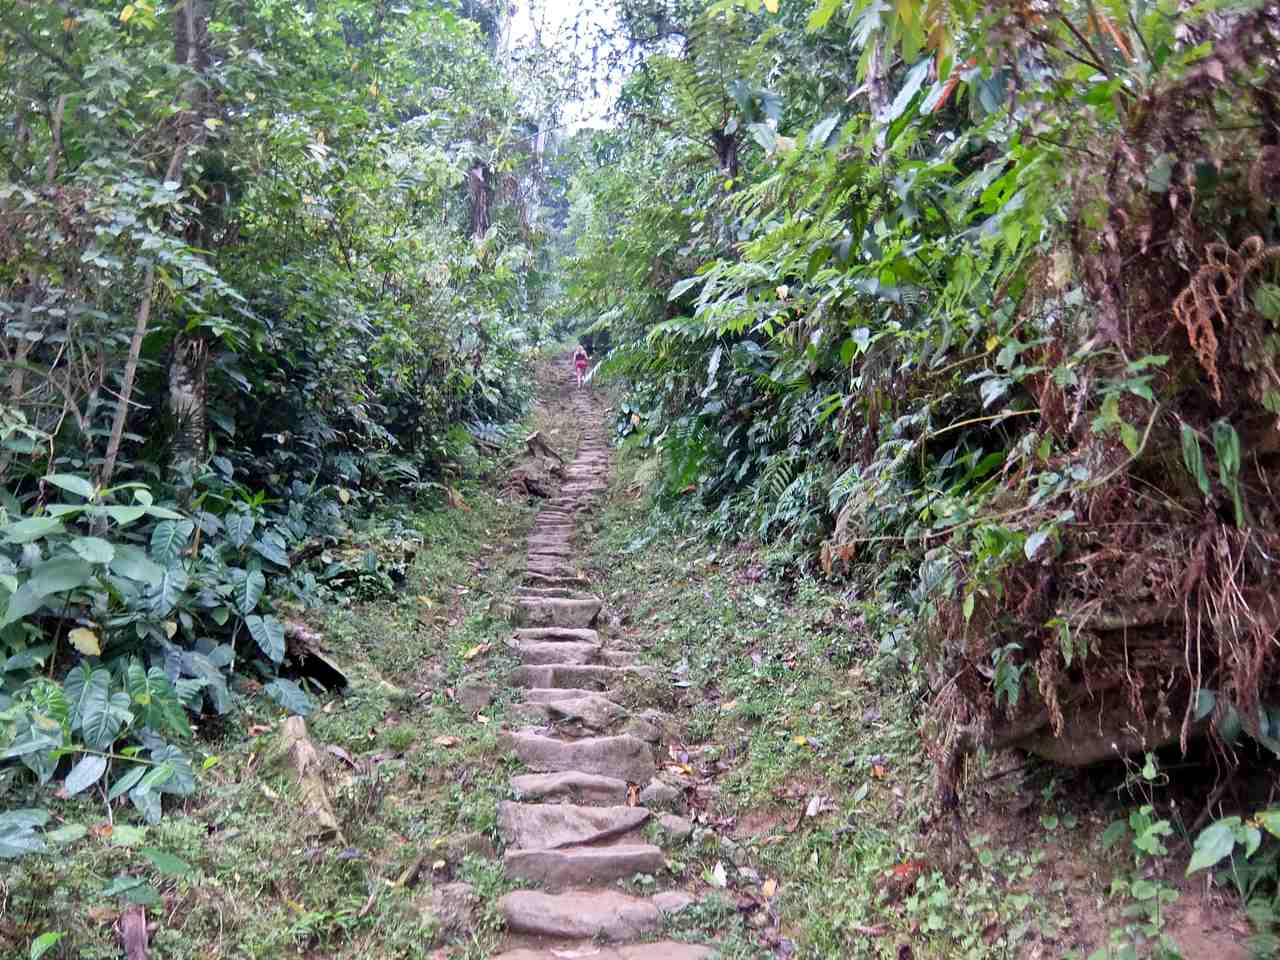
[{"xmin": 1, "ymin": 1, "xmax": 1278, "ymax": 958}]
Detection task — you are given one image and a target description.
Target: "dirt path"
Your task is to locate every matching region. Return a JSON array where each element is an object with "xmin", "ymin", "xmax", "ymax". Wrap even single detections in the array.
[{"xmin": 484, "ymin": 358, "xmax": 712, "ymax": 959}]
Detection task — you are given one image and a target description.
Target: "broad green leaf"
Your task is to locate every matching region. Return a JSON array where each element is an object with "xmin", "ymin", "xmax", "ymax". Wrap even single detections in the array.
[
  {"xmin": 63, "ymin": 754, "xmax": 109, "ymax": 795},
  {"xmin": 44, "ymin": 473, "xmax": 95, "ymax": 499},
  {"xmin": 1099, "ymin": 820, "xmax": 1129, "ymax": 849},
  {"xmin": 47, "ymin": 823, "xmax": 88, "ymax": 844},
  {"xmin": 252, "ymin": 534, "xmax": 289, "ymax": 566},
  {"xmin": 30, "ymin": 931, "xmax": 64, "ymax": 960},
  {"xmin": 98, "ymin": 874, "xmax": 158, "ymax": 906},
  {"xmin": 264, "ymin": 678, "xmax": 313, "ymax": 716},
  {"xmin": 1180, "ymin": 424, "xmax": 1210, "ymax": 498},
  {"xmin": 807, "ymin": 0, "xmax": 842, "ymax": 31},
  {"xmin": 98, "ymin": 505, "xmax": 148, "ymax": 525},
  {"xmin": 149, "ymin": 744, "xmax": 196, "ymax": 795},
  {"xmin": 140, "ymin": 847, "xmax": 193, "ymax": 876},
  {"xmin": 807, "ymin": 114, "xmax": 841, "ymax": 149},
  {"xmin": 147, "ymin": 565, "xmax": 189, "ymax": 616},
  {"xmin": 246, "ymin": 614, "xmax": 285, "ymax": 663},
  {"xmin": 110, "ymin": 545, "xmax": 165, "ymax": 585},
  {"xmin": 1258, "ymin": 808, "xmax": 1280, "ymax": 839},
  {"xmin": 2, "ymin": 583, "xmax": 48, "ymax": 627},
  {"xmin": 226, "ymin": 512, "xmax": 255, "ymax": 548},
  {"xmin": 1254, "ymin": 283, "xmax": 1280, "ymax": 321},
  {"xmin": 0, "ymin": 808, "xmax": 49, "ymax": 858},
  {"xmin": 71, "ymin": 536, "xmax": 116, "ymax": 564},
  {"xmin": 1187, "ymin": 819, "xmax": 1238, "ymax": 874},
  {"xmin": 886, "ymin": 59, "xmax": 930, "ymax": 122},
  {"xmin": 2, "ymin": 517, "xmax": 64, "ymax": 544},
  {"xmin": 26, "ymin": 557, "xmax": 94, "ymax": 597},
  {"xmin": 107, "ymin": 766, "xmax": 147, "ymax": 802},
  {"xmin": 235, "ymin": 569, "xmax": 265, "ymax": 615},
  {"xmin": 150, "ymin": 520, "xmax": 194, "ymax": 566}
]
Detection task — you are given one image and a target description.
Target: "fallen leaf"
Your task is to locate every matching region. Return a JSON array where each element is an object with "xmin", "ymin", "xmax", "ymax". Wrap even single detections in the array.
[
  {"xmin": 432, "ymin": 735, "xmax": 460, "ymax": 748},
  {"xmin": 475, "ymin": 715, "xmax": 490, "ymax": 725},
  {"xmin": 721, "ymin": 700, "xmax": 737, "ymax": 711},
  {"xmin": 871, "ymin": 763, "xmax": 889, "ymax": 778},
  {"xmin": 248, "ymin": 724, "xmax": 271, "ymax": 736},
  {"xmin": 627, "ymin": 784, "xmax": 640, "ymax": 807},
  {"xmin": 326, "ymin": 745, "xmax": 355, "ymax": 767},
  {"xmin": 461, "ymin": 643, "xmax": 490, "ymax": 661},
  {"xmin": 792, "ymin": 736, "xmax": 808, "ymax": 747},
  {"xmin": 68, "ymin": 627, "xmax": 101, "ymax": 656},
  {"xmin": 762, "ymin": 877, "xmax": 778, "ymax": 898},
  {"xmin": 432, "ymin": 859, "xmax": 447, "ymax": 870},
  {"xmin": 709, "ymin": 861, "xmax": 728, "ymax": 888}
]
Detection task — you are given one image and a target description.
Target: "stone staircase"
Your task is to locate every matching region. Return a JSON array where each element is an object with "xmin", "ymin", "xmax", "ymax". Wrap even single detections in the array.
[{"xmin": 491, "ymin": 363, "xmax": 712, "ymax": 960}]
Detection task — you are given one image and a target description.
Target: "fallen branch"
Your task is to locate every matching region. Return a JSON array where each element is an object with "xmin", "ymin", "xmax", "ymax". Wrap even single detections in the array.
[
  {"xmin": 270, "ymin": 716, "xmax": 346, "ymax": 843},
  {"xmin": 524, "ymin": 430, "xmax": 564, "ymax": 464}
]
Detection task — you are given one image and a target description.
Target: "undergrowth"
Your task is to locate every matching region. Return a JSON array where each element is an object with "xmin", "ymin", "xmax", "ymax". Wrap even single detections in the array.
[
  {"xmin": 1, "ymin": 473, "xmax": 535, "ymax": 959},
  {"xmin": 587, "ymin": 447, "xmax": 1261, "ymax": 960}
]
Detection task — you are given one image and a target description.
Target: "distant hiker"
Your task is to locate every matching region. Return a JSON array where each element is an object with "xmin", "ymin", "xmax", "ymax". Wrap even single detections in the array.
[{"xmin": 573, "ymin": 344, "xmax": 589, "ymax": 388}]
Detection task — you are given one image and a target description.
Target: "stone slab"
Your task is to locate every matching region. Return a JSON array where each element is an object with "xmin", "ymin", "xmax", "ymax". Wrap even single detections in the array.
[
  {"xmin": 514, "ymin": 641, "xmax": 601, "ymax": 666},
  {"xmin": 491, "ymin": 946, "xmax": 714, "ymax": 960},
  {"xmin": 514, "ymin": 664, "xmax": 652, "ymax": 690},
  {"xmin": 504, "ymin": 842, "xmax": 665, "ymax": 888},
  {"xmin": 509, "ymin": 771, "xmax": 628, "ymax": 804},
  {"xmin": 508, "ymin": 731, "xmax": 656, "ymax": 783},
  {"xmin": 498, "ymin": 801, "xmax": 649, "ymax": 849},
  {"xmin": 499, "ymin": 890, "xmax": 670, "ymax": 940},
  {"xmin": 514, "ymin": 693, "xmax": 626, "ymax": 730},
  {"xmin": 515, "ymin": 627, "xmax": 600, "ymax": 644},
  {"xmin": 514, "ymin": 597, "xmax": 602, "ymax": 629}
]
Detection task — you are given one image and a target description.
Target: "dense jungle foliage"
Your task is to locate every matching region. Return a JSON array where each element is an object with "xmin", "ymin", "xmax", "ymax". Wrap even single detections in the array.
[
  {"xmin": 0, "ymin": 0, "xmax": 565, "ymax": 851},
  {"xmin": 3, "ymin": 0, "xmax": 1280, "ymax": 945},
  {"xmin": 560, "ymin": 0, "xmax": 1280, "ymax": 852}
]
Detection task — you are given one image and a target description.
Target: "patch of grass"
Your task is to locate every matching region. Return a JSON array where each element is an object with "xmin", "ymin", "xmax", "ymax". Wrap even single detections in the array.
[
  {"xmin": 581, "ymin": 450, "xmax": 1243, "ymax": 959},
  {"xmin": 2, "ymin": 461, "xmax": 539, "ymax": 959}
]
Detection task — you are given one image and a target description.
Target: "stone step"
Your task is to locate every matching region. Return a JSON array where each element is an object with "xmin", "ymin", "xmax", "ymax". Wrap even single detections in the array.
[
  {"xmin": 504, "ymin": 842, "xmax": 665, "ymax": 888},
  {"xmin": 601, "ymin": 650, "xmax": 638, "ymax": 667},
  {"xmin": 523, "ymin": 686, "xmax": 614, "ymax": 702},
  {"xmin": 514, "ymin": 597, "xmax": 602, "ymax": 629},
  {"xmin": 508, "ymin": 731, "xmax": 656, "ymax": 783},
  {"xmin": 514, "ymin": 586, "xmax": 599, "ymax": 600},
  {"xmin": 527, "ymin": 545, "xmax": 573, "ymax": 560},
  {"xmin": 499, "ymin": 889, "xmax": 695, "ymax": 941},
  {"xmin": 498, "ymin": 801, "xmax": 649, "ymax": 849},
  {"xmin": 492, "ymin": 944, "xmax": 713, "ymax": 960},
  {"xmin": 515, "ymin": 627, "xmax": 600, "ymax": 644},
  {"xmin": 522, "ymin": 573, "xmax": 593, "ymax": 591},
  {"xmin": 509, "ymin": 770, "xmax": 628, "ymax": 804},
  {"xmin": 513, "ymin": 693, "xmax": 626, "ymax": 730},
  {"xmin": 525, "ymin": 561, "xmax": 580, "ymax": 578},
  {"xmin": 513, "ymin": 663, "xmax": 652, "ymax": 690},
  {"xmin": 513, "ymin": 641, "xmax": 601, "ymax": 666}
]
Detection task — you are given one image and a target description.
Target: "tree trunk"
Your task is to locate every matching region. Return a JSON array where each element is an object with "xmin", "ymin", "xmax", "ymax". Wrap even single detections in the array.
[
  {"xmin": 168, "ymin": 331, "xmax": 209, "ymax": 496},
  {"xmin": 468, "ymin": 162, "xmax": 493, "ymax": 239},
  {"xmin": 711, "ymin": 129, "xmax": 739, "ymax": 178},
  {"xmin": 100, "ymin": 0, "xmax": 209, "ymax": 490}
]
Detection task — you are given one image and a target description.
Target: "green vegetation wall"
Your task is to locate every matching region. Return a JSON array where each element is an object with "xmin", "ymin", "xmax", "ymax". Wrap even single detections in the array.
[
  {"xmin": 558, "ymin": 0, "xmax": 1280, "ymax": 786},
  {"xmin": 0, "ymin": 0, "xmax": 561, "ymax": 841}
]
